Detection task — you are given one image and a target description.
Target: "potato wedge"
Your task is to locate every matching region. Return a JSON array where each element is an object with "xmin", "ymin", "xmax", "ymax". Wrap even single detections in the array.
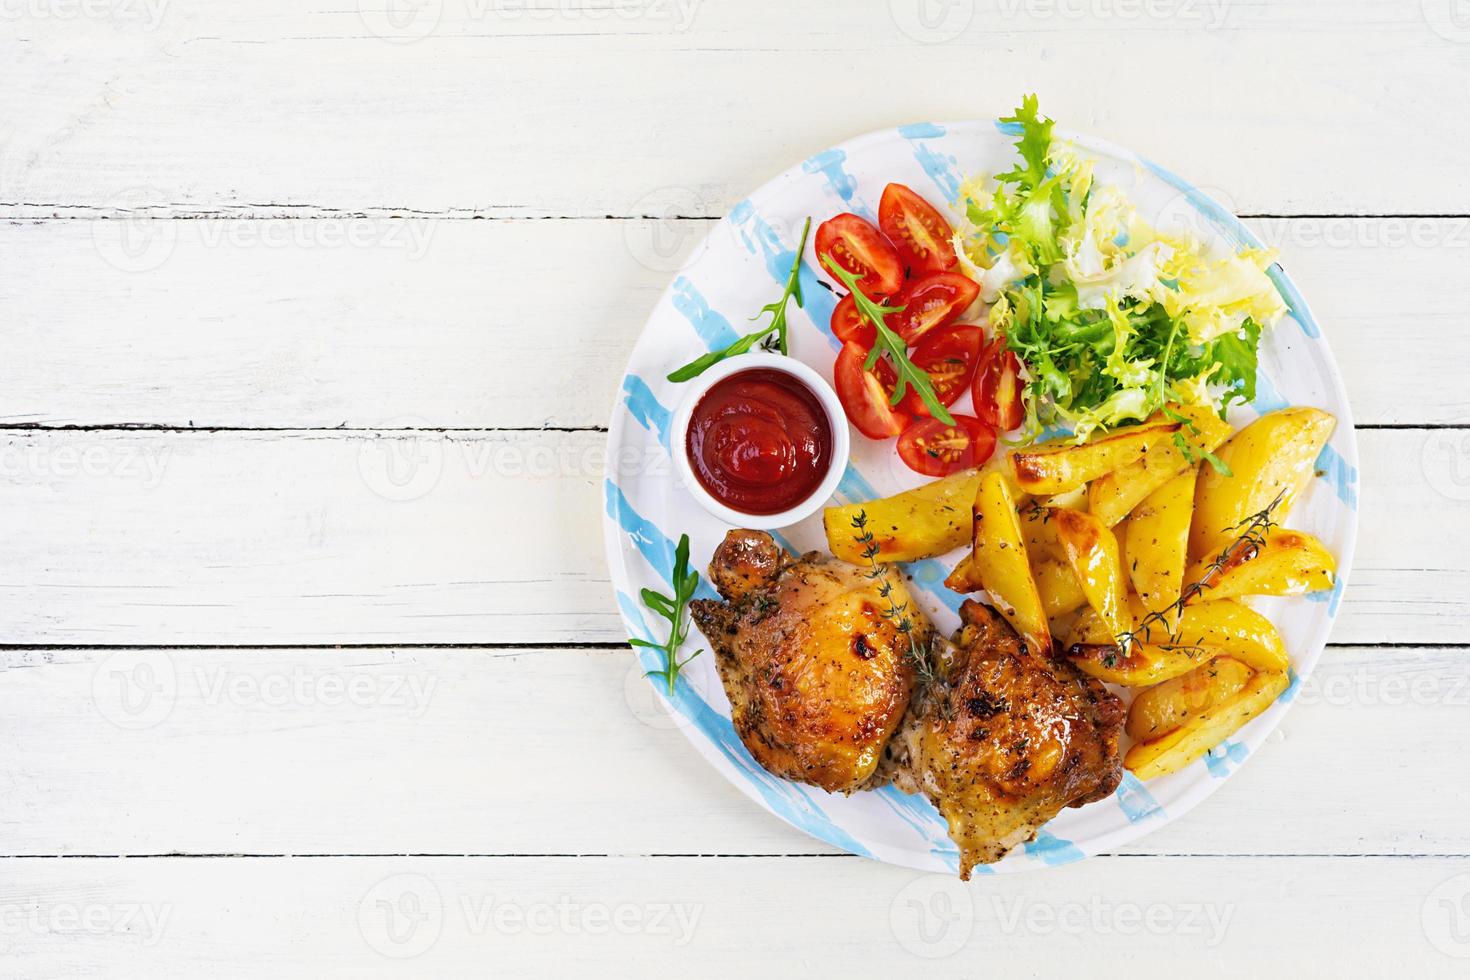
[
  {"xmin": 969, "ymin": 472, "xmax": 1051, "ymax": 655},
  {"xmin": 1009, "ymin": 420, "xmax": 1181, "ymax": 496},
  {"xmin": 1052, "ymin": 509, "xmax": 1130, "ymax": 644},
  {"xmin": 1033, "ymin": 557, "xmax": 1087, "ymax": 618},
  {"xmin": 1066, "ymin": 642, "xmax": 1211, "ymax": 687},
  {"xmin": 1125, "ymin": 467, "xmax": 1197, "ymax": 627},
  {"xmin": 825, "ymin": 469, "xmax": 982, "ymax": 564},
  {"xmin": 1088, "ymin": 405, "xmax": 1233, "ymax": 527},
  {"xmin": 1190, "ymin": 407, "xmax": 1336, "ymax": 559},
  {"xmin": 1126, "ymin": 666, "xmax": 1290, "ymax": 780},
  {"xmin": 1185, "ymin": 529, "xmax": 1337, "ymax": 601},
  {"xmin": 947, "ymin": 549, "xmax": 1086, "ymax": 618},
  {"xmin": 1072, "ymin": 598, "xmax": 1290, "ymax": 674},
  {"xmin": 1126, "ymin": 656, "xmax": 1254, "ymax": 742}
]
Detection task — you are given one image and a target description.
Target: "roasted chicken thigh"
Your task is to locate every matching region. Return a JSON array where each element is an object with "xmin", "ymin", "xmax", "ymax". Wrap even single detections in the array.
[
  {"xmin": 690, "ymin": 530, "xmax": 929, "ymax": 794},
  {"xmin": 891, "ymin": 599, "xmax": 1125, "ymax": 878}
]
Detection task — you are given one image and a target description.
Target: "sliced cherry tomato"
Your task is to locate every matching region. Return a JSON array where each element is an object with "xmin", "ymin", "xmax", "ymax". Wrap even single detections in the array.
[
  {"xmin": 834, "ymin": 342, "xmax": 910, "ymax": 440},
  {"xmin": 973, "ymin": 334, "xmax": 1026, "ymax": 432},
  {"xmin": 899, "ymin": 325, "xmax": 984, "ymax": 417},
  {"xmin": 815, "ymin": 213, "xmax": 905, "ymax": 297},
  {"xmin": 879, "ymin": 183, "xmax": 958, "ymax": 276},
  {"xmin": 896, "ymin": 415, "xmax": 997, "ymax": 477},
  {"xmin": 892, "ymin": 272, "xmax": 980, "ymax": 347},
  {"xmin": 830, "ymin": 291, "xmax": 883, "ymax": 348}
]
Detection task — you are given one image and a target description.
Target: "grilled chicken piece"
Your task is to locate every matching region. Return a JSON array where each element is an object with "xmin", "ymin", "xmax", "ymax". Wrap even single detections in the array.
[
  {"xmin": 891, "ymin": 599, "xmax": 1125, "ymax": 878},
  {"xmin": 690, "ymin": 530, "xmax": 928, "ymax": 794}
]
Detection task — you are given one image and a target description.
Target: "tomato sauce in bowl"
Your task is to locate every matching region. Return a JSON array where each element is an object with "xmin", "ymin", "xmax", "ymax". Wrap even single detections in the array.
[{"xmin": 685, "ymin": 368, "xmax": 833, "ymax": 516}]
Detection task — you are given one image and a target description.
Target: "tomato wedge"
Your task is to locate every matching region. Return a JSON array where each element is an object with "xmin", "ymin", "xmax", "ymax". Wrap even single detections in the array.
[
  {"xmin": 830, "ymin": 291, "xmax": 883, "ymax": 348},
  {"xmin": 834, "ymin": 342, "xmax": 909, "ymax": 440},
  {"xmin": 879, "ymin": 183, "xmax": 958, "ymax": 277},
  {"xmin": 892, "ymin": 272, "xmax": 980, "ymax": 347},
  {"xmin": 896, "ymin": 415, "xmax": 997, "ymax": 477},
  {"xmin": 815, "ymin": 213, "xmax": 904, "ymax": 297},
  {"xmin": 973, "ymin": 334, "xmax": 1026, "ymax": 432},
  {"xmin": 899, "ymin": 325, "xmax": 984, "ymax": 417}
]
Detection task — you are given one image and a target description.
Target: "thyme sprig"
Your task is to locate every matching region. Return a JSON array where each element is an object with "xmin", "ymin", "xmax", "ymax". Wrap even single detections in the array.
[
  {"xmin": 1114, "ymin": 490, "xmax": 1285, "ymax": 652},
  {"xmin": 850, "ymin": 511, "xmax": 942, "ymax": 691},
  {"xmin": 667, "ymin": 218, "xmax": 811, "ymax": 382},
  {"xmin": 823, "ymin": 259, "xmax": 956, "ymax": 425},
  {"xmin": 628, "ymin": 533, "xmax": 703, "ymax": 696}
]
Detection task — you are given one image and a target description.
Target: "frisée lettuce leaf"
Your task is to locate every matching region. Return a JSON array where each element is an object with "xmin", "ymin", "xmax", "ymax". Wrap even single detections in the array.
[{"xmin": 953, "ymin": 95, "xmax": 1285, "ymax": 440}]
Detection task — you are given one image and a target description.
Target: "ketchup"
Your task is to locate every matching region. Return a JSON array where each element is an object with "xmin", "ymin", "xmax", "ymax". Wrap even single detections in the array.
[{"xmin": 686, "ymin": 368, "xmax": 833, "ymax": 516}]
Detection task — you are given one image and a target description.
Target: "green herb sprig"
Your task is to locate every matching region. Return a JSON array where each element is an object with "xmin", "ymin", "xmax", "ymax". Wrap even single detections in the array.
[
  {"xmin": 851, "ymin": 511, "xmax": 943, "ymax": 693},
  {"xmin": 667, "ymin": 218, "xmax": 812, "ymax": 383},
  {"xmin": 823, "ymin": 259, "xmax": 956, "ymax": 425},
  {"xmin": 1162, "ymin": 405, "xmax": 1233, "ymax": 477},
  {"xmin": 1114, "ymin": 490, "xmax": 1285, "ymax": 652},
  {"xmin": 629, "ymin": 533, "xmax": 702, "ymax": 696}
]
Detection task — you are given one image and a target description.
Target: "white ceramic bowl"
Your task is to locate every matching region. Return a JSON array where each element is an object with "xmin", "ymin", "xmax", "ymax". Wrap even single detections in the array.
[{"xmin": 669, "ymin": 352, "xmax": 850, "ymax": 530}]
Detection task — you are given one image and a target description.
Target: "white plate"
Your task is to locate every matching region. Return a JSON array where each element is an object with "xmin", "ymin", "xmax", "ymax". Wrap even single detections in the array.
[{"xmin": 601, "ymin": 119, "xmax": 1359, "ymax": 874}]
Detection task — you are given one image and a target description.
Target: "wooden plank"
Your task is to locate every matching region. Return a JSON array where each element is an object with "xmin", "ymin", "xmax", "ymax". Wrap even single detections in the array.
[
  {"xmin": 0, "ymin": 427, "xmax": 1451, "ymax": 645},
  {"xmin": 0, "ymin": 645, "xmax": 1465, "ymax": 859},
  {"xmin": 3, "ymin": 853, "xmax": 1468, "ymax": 976},
  {"xmin": 1, "ymin": 217, "xmax": 1464, "ymax": 428},
  {"xmin": 2, "ymin": 3, "xmax": 1466, "ymax": 214}
]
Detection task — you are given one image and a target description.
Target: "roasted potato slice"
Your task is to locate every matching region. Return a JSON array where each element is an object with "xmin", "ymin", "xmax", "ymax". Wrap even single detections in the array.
[
  {"xmin": 825, "ymin": 469, "xmax": 983, "ymax": 564},
  {"xmin": 1126, "ymin": 656, "xmax": 1254, "ymax": 742},
  {"xmin": 1009, "ymin": 420, "xmax": 1181, "ymax": 496},
  {"xmin": 1126, "ymin": 664, "xmax": 1290, "ymax": 780},
  {"xmin": 1052, "ymin": 509, "xmax": 1130, "ymax": 644},
  {"xmin": 1125, "ymin": 467, "xmax": 1197, "ymax": 628},
  {"xmin": 1066, "ymin": 642, "xmax": 1211, "ymax": 687},
  {"xmin": 1089, "ymin": 406, "xmax": 1232, "ymax": 527},
  {"xmin": 1071, "ymin": 597, "xmax": 1289, "ymax": 674},
  {"xmin": 968, "ymin": 472, "xmax": 1051, "ymax": 656},
  {"xmin": 1190, "ymin": 407, "xmax": 1336, "ymax": 559},
  {"xmin": 1185, "ymin": 529, "xmax": 1337, "ymax": 601},
  {"xmin": 1033, "ymin": 556, "xmax": 1087, "ymax": 618}
]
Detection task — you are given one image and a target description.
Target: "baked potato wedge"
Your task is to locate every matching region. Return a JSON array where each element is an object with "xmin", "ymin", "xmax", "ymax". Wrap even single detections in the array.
[
  {"xmin": 1185, "ymin": 529, "xmax": 1337, "ymax": 601},
  {"xmin": 1088, "ymin": 406, "xmax": 1232, "ymax": 527},
  {"xmin": 1052, "ymin": 508, "xmax": 1130, "ymax": 644},
  {"xmin": 1066, "ymin": 641, "xmax": 1211, "ymax": 688},
  {"xmin": 1125, "ymin": 467, "xmax": 1197, "ymax": 628},
  {"xmin": 1070, "ymin": 598, "xmax": 1289, "ymax": 674},
  {"xmin": 945, "ymin": 549, "xmax": 1086, "ymax": 619},
  {"xmin": 968, "ymin": 472, "xmax": 1051, "ymax": 656},
  {"xmin": 1126, "ymin": 663, "xmax": 1290, "ymax": 780},
  {"xmin": 1009, "ymin": 420, "xmax": 1180, "ymax": 496},
  {"xmin": 1190, "ymin": 407, "xmax": 1336, "ymax": 559},
  {"xmin": 824, "ymin": 469, "xmax": 983, "ymax": 564}
]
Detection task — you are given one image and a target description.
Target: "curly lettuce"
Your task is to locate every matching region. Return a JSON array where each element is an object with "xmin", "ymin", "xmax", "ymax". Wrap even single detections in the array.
[{"xmin": 953, "ymin": 95, "xmax": 1285, "ymax": 440}]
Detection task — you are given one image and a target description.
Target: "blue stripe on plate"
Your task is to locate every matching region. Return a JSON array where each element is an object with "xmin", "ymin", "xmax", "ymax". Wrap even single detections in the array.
[
  {"xmin": 898, "ymin": 122, "xmax": 962, "ymax": 203},
  {"xmin": 1114, "ymin": 772, "xmax": 1166, "ymax": 823},
  {"xmin": 801, "ymin": 148, "xmax": 873, "ymax": 220},
  {"xmin": 672, "ymin": 276, "xmax": 740, "ymax": 348},
  {"xmin": 621, "ymin": 374, "xmax": 673, "ymax": 452},
  {"xmin": 728, "ymin": 200, "xmax": 838, "ymax": 345},
  {"xmin": 1203, "ymin": 739, "xmax": 1249, "ymax": 779}
]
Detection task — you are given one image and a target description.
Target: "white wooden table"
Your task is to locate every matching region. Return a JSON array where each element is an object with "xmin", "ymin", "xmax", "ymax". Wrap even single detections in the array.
[{"xmin": 3, "ymin": 1, "xmax": 1469, "ymax": 974}]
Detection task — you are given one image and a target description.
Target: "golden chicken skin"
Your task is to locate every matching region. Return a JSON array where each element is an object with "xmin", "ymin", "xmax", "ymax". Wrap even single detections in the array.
[
  {"xmin": 890, "ymin": 599, "xmax": 1125, "ymax": 878},
  {"xmin": 690, "ymin": 529, "xmax": 929, "ymax": 795}
]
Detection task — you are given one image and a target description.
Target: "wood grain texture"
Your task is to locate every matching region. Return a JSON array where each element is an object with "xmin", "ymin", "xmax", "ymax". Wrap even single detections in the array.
[
  {"xmin": 4, "ymin": 854, "xmax": 1469, "ymax": 977},
  {"xmin": 2, "ymin": 2, "xmax": 1467, "ymax": 214},
  {"xmin": 0, "ymin": 428, "xmax": 1451, "ymax": 645},
  {"xmin": 0, "ymin": 645, "xmax": 1465, "ymax": 858},
  {"xmin": 0, "ymin": 216, "xmax": 1466, "ymax": 429}
]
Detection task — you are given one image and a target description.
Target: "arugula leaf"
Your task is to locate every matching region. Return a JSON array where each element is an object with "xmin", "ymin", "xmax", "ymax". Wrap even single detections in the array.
[
  {"xmin": 630, "ymin": 533, "xmax": 702, "ymax": 697},
  {"xmin": 823, "ymin": 258, "xmax": 956, "ymax": 425},
  {"xmin": 667, "ymin": 218, "xmax": 811, "ymax": 383}
]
